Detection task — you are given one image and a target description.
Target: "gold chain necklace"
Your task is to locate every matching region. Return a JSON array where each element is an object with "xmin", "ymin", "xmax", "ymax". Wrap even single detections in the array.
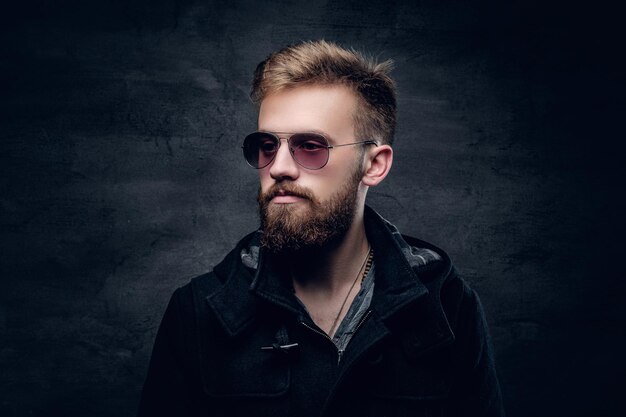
[{"xmin": 328, "ymin": 247, "xmax": 373, "ymax": 338}]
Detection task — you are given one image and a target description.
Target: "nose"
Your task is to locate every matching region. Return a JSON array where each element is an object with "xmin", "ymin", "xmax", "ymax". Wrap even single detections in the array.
[{"xmin": 268, "ymin": 138, "xmax": 300, "ymax": 181}]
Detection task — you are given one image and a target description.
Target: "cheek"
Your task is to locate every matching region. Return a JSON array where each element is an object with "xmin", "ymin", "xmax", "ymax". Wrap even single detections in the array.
[
  {"xmin": 317, "ymin": 180, "xmax": 342, "ymax": 198},
  {"xmin": 312, "ymin": 169, "xmax": 348, "ymax": 198},
  {"xmin": 259, "ymin": 170, "xmax": 272, "ymax": 190}
]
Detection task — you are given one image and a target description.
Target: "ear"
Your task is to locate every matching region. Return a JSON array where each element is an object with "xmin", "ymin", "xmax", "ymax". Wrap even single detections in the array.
[{"xmin": 362, "ymin": 144, "xmax": 393, "ymax": 187}]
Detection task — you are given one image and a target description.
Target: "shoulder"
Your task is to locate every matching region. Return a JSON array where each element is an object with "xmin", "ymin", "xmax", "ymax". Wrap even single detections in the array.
[
  {"xmin": 399, "ymin": 233, "xmax": 483, "ymax": 330},
  {"xmin": 166, "ymin": 272, "xmax": 219, "ymax": 319}
]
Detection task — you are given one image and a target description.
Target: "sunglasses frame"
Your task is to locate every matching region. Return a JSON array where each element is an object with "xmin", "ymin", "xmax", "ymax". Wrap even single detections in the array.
[{"xmin": 242, "ymin": 131, "xmax": 378, "ymax": 170}]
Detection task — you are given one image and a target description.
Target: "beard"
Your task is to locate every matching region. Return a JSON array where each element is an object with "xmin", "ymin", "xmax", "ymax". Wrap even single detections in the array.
[{"xmin": 257, "ymin": 168, "xmax": 363, "ymax": 254}]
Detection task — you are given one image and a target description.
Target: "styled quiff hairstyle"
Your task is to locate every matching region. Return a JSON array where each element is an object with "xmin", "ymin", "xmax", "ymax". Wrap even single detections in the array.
[{"xmin": 251, "ymin": 40, "xmax": 397, "ymax": 145}]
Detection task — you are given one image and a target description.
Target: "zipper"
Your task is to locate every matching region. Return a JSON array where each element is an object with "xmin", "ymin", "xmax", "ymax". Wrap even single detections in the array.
[
  {"xmin": 319, "ymin": 309, "xmax": 387, "ymax": 417},
  {"xmin": 353, "ymin": 309, "xmax": 372, "ymax": 336},
  {"xmin": 300, "ymin": 321, "xmax": 339, "ymax": 361},
  {"xmin": 300, "ymin": 309, "xmax": 373, "ymax": 364},
  {"xmin": 337, "ymin": 309, "xmax": 373, "ymax": 363},
  {"xmin": 300, "ymin": 321, "xmax": 333, "ymax": 342}
]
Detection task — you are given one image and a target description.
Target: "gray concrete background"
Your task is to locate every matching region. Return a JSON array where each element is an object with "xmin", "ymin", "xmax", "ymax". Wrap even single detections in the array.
[{"xmin": 1, "ymin": 1, "xmax": 624, "ymax": 416}]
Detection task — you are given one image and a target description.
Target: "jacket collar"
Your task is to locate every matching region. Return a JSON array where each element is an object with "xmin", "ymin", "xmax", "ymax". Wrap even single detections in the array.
[
  {"xmin": 355, "ymin": 206, "xmax": 455, "ymax": 357},
  {"xmin": 205, "ymin": 232, "xmax": 260, "ymax": 337},
  {"xmin": 363, "ymin": 205, "xmax": 431, "ymax": 319},
  {"xmin": 206, "ymin": 205, "xmax": 455, "ymax": 352}
]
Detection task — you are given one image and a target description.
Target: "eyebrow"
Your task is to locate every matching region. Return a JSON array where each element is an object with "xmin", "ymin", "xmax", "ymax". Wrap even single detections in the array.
[{"xmin": 260, "ymin": 130, "xmax": 338, "ymax": 144}]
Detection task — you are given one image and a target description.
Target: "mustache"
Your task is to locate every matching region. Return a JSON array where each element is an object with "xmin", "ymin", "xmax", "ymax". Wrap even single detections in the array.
[{"xmin": 257, "ymin": 183, "xmax": 316, "ymax": 205}]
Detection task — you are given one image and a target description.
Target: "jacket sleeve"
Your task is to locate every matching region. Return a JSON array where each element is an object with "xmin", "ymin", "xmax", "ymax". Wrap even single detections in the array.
[
  {"xmin": 447, "ymin": 283, "xmax": 506, "ymax": 417},
  {"xmin": 138, "ymin": 287, "xmax": 202, "ymax": 417}
]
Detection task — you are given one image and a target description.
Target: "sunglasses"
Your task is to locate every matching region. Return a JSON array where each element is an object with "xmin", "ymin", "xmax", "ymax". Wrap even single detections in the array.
[{"xmin": 242, "ymin": 131, "xmax": 377, "ymax": 170}]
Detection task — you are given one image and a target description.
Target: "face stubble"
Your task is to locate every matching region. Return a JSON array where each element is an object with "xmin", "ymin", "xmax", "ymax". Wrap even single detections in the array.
[{"xmin": 257, "ymin": 160, "xmax": 364, "ymax": 254}]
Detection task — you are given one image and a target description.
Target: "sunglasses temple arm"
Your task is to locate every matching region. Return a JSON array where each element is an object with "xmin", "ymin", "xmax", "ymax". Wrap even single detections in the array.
[{"xmin": 330, "ymin": 140, "xmax": 378, "ymax": 148}]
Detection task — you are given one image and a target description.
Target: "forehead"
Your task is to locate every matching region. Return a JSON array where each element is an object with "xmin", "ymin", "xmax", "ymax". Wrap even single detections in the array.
[{"xmin": 258, "ymin": 85, "xmax": 357, "ymax": 141}]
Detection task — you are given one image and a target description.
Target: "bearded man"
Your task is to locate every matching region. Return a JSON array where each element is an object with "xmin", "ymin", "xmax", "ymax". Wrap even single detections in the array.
[{"xmin": 138, "ymin": 40, "xmax": 505, "ymax": 417}]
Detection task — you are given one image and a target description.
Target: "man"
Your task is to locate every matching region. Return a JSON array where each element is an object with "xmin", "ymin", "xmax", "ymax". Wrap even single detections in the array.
[{"xmin": 138, "ymin": 40, "xmax": 504, "ymax": 417}]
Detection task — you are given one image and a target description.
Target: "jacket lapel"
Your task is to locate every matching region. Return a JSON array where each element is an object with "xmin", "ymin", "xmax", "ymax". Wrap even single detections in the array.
[
  {"xmin": 319, "ymin": 207, "xmax": 456, "ymax": 413},
  {"xmin": 363, "ymin": 206, "xmax": 455, "ymax": 353},
  {"xmin": 205, "ymin": 232, "xmax": 303, "ymax": 338}
]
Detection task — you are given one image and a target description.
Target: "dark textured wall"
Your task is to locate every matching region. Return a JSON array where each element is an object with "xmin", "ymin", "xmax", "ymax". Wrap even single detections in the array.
[{"xmin": 1, "ymin": 1, "xmax": 624, "ymax": 416}]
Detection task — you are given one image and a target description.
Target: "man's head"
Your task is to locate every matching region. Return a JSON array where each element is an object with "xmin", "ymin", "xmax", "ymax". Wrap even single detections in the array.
[
  {"xmin": 251, "ymin": 40, "xmax": 397, "ymax": 146},
  {"xmin": 248, "ymin": 41, "xmax": 396, "ymax": 253}
]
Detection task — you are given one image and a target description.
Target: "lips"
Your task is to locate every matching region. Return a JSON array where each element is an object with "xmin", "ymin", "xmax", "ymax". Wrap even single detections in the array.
[
  {"xmin": 258, "ymin": 184, "xmax": 315, "ymax": 207},
  {"xmin": 272, "ymin": 195, "xmax": 303, "ymax": 203},
  {"xmin": 271, "ymin": 190, "xmax": 306, "ymax": 204},
  {"xmin": 276, "ymin": 189, "xmax": 297, "ymax": 197}
]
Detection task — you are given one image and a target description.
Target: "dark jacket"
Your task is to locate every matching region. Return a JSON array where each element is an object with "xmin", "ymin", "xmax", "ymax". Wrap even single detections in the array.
[{"xmin": 138, "ymin": 206, "xmax": 505, "ymax": 417}]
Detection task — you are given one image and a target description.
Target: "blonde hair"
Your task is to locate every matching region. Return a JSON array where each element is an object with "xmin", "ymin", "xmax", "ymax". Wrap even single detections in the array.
[{"xmin": 251, "ymin": 40, "xmax": 397, "ymax": 145}]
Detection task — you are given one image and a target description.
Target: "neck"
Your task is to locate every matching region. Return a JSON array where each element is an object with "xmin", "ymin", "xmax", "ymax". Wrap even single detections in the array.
[{"xmin": 290, "ymin": 205, "xmax": 369, "ymax": 293}]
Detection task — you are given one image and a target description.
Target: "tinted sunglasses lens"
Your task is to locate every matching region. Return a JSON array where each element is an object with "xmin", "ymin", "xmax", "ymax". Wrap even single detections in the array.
[
  {"xmin": 290, "ymin": 133, "xmax": 329, "ymax": 169},
  {"xmin": 243, "ymin": 132, "xmax": 278, "ymax": 168}
]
